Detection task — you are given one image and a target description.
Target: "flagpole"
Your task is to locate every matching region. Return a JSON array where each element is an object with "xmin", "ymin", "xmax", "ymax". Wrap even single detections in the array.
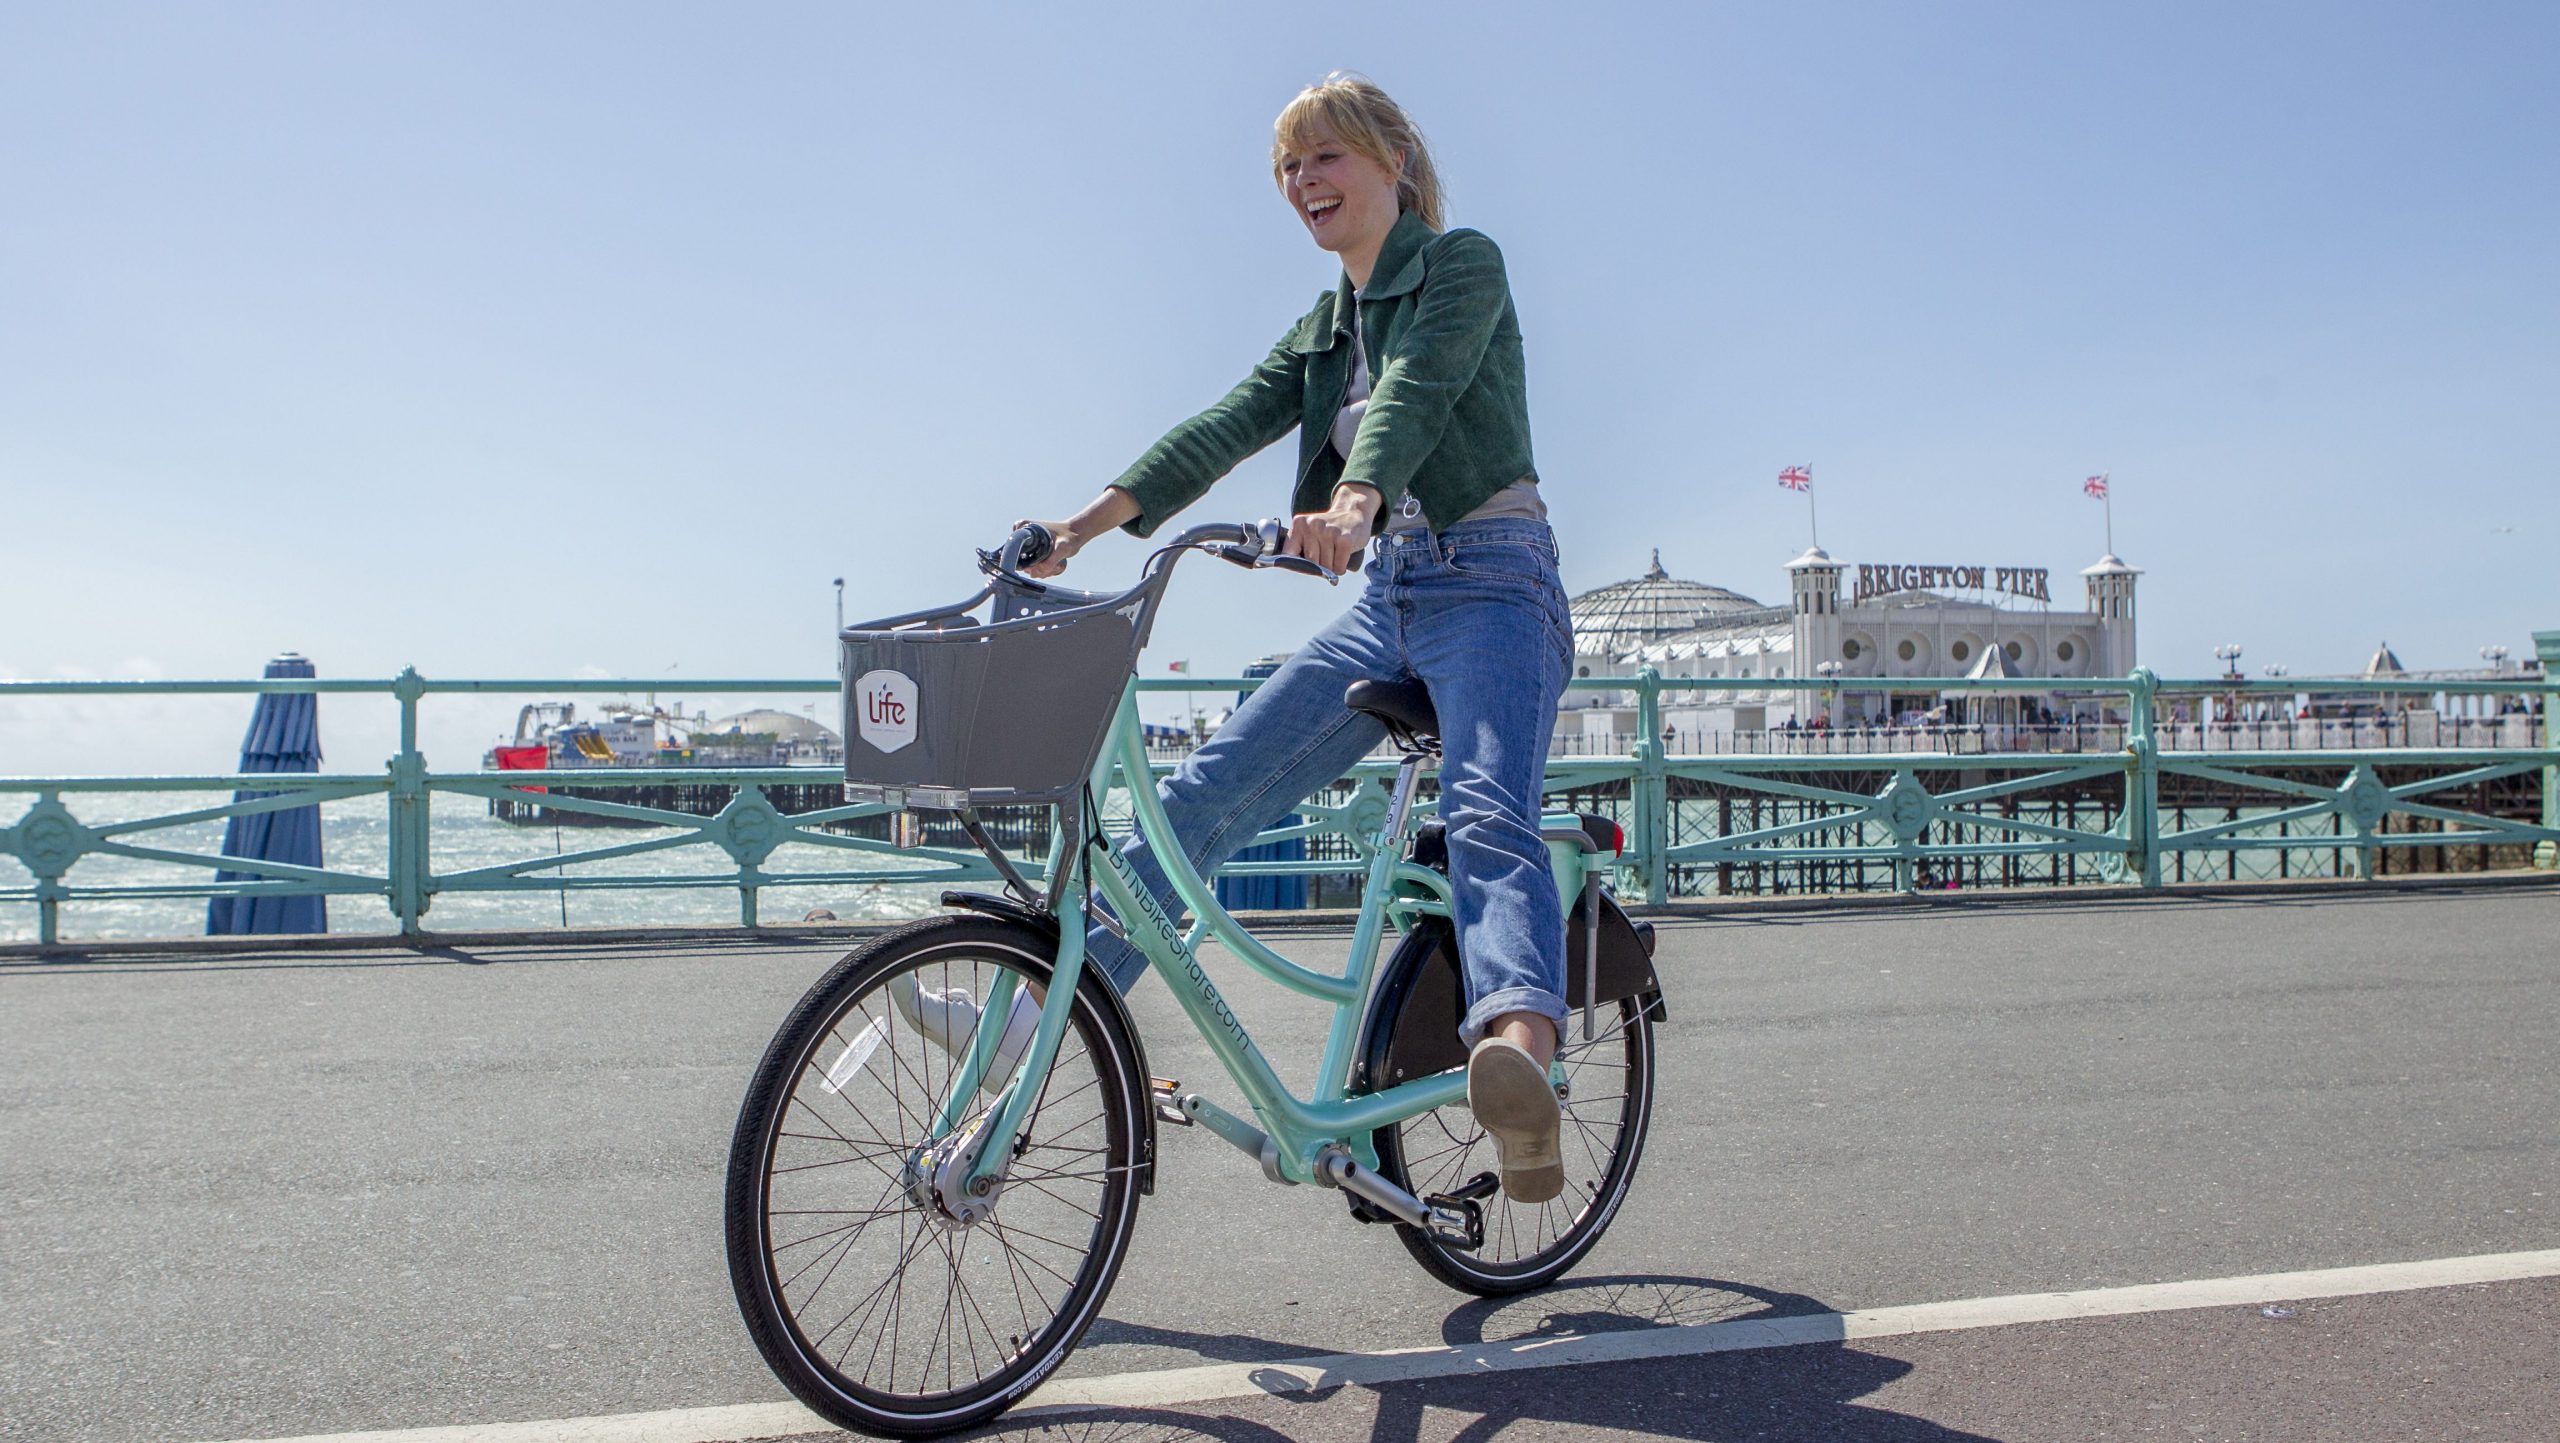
[
  {"xmin": 1808, "ymin": 478, "xmax": 1820, "ymax": 550},
  {"xmin": 2104, "ymin": 489, "xmax": 2114, "ymax": 554}
]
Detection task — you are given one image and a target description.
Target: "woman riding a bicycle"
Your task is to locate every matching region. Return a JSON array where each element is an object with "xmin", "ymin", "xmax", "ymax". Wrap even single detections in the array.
[
  {"xmin": 728, "ymin": 75, "xmax": 1653, "ymax": 1438},
  {"xmin": 1015, "ymin": 73, "xmax": 1575, "ymax": 1203}
]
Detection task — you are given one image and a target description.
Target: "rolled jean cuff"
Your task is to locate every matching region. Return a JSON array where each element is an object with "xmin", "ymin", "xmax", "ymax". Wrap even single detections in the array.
[{"xmin": 1459, "ymin": 986, "xmax": 1569, "ymax": 1049}]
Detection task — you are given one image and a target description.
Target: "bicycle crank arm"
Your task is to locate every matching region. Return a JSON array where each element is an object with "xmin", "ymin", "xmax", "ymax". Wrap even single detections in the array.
[{"xmin": 1315, "ymin": 1147, "xmax": 1484, "ymax": 1250}]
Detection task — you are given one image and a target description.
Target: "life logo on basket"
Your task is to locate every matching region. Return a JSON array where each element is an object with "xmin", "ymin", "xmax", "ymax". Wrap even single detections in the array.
[{"xmin": 854, "ymin": 669, "xmax": 918, "ymax": 754}]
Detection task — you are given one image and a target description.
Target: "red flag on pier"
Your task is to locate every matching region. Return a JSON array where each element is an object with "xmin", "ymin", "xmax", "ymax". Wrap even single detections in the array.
[
  {"xmin": 1778, "ymin": 465, "xmax": 1812, "ymax": 492},
  {"xmin": 2083, "ymin": 474, "xmax": 2109, "ymax": 499}
]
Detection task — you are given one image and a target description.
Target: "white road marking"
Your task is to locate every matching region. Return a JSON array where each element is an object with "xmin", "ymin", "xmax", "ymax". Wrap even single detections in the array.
[{"xmin": 205, "ymin": 1247, "xmax": 2560, "ymax": 1443}]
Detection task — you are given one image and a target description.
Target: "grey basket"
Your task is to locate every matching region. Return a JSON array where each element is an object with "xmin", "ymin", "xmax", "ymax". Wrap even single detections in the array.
[{"xmin": 839, "ymin": 572, "xmax": 1171, "ymax": 808}]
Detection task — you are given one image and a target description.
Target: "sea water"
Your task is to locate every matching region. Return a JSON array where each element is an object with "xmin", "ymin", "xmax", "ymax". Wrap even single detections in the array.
[{"xmin": 0, "ymin": 790, "xmax": 954, "ymax": 945}]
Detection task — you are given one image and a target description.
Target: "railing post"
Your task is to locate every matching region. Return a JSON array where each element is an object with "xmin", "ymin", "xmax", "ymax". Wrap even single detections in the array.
[
  {"xmin": 2127, "ymin": 669, "xmax": 2162, "ymax": 888},
  {"xmin": 2537, "ymin": 635, "xmax": 2560, "ymax": 870},
  {"xmin": 1633, "ymin": 666, "xmax": 1668, "ymax": 904},
  {"xmin": 2544, "ymin": 693, "xmax": 2558, "ymax": 870},
  {"xmin": 388, "ymin": 667, "xmax": 431, "ymax": 935},
  {"xmin": 33, "ymin": 790, "xmax": 62, "ymax": 948}
]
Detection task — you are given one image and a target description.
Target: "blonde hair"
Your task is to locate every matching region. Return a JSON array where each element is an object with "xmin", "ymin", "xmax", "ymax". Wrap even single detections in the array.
[{"xmin": 1272, "ymin": 73, "xmax": 1444, "ymax": 232}]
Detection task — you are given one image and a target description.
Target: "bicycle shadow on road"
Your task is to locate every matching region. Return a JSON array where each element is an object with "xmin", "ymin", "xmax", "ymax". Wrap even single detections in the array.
[
  {"xmin": 956, "ymin": 1275, "xmax": 2002, "ymax": 1442},
  {"xmin": 1386, "ymin": 1272, "xmax": 2000, "ymax": 1441}
]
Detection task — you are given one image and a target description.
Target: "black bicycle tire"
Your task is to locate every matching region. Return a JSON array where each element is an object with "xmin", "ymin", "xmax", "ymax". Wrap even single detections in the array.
[
  {"xmin": 723, "ymin": 915, "xmax": 1146, "ymax": 1438},
  {"xmin": 1374, "ymin": 995, "xmax": 1656, "ymax": 1296}
]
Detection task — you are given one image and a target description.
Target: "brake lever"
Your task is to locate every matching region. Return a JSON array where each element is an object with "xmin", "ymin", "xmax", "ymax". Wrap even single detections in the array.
[
  {"xmin": 1204, "ymin": 518, "xmax": 1338, "ymax": 582},
  {"xmin": 1265, "ymin": 554, "xmax": 1341, "ymax": 585}
]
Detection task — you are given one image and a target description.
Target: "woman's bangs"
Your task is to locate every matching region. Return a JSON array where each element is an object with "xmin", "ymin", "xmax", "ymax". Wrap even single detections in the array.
[{"xmin": 1274, "ymin": 93, "xmax": 1373, "ymax": 165}]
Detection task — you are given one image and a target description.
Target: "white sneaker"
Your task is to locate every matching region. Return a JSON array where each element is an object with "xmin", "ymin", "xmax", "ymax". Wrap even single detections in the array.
[{"xmin": 885, "ymin": 975, "xmax": 1042, "ymax": 1097}]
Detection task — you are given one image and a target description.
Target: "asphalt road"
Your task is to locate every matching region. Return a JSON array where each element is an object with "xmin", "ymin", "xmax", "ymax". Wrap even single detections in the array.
[{"xmin": 4, "ymin": 879, "xmax": 2555, "ymax": 1442}]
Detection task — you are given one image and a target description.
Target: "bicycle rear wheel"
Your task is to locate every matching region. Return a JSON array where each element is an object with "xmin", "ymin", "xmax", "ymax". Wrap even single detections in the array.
[
  {"xmin": 725, "ymin": 915, "xmax": 1146, "ymax": 1438},
  {"xmin": 1375, "ymin": 996, "xmax": 1655, "ymax": 1295}
]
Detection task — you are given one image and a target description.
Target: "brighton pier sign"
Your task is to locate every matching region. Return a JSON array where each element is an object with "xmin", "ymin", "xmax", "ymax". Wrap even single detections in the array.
[{"xmin": 1853, "ymin": 563, "xmax": 2051, "ymax": 605}]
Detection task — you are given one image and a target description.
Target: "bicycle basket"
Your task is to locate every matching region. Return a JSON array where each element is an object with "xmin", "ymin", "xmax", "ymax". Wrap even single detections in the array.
[{"xmin": 839, "ymin": 571, "xmax": 1170, "ymax": 808}]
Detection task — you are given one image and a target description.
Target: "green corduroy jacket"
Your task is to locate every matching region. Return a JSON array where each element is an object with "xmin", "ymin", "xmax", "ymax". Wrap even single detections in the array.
[{"xmin": 1109, "ymin": 208, "xmax": 1537, "ymax": 537}]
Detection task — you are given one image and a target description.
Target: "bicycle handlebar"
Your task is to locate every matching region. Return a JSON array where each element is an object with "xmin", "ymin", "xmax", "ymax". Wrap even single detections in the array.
[
  {"xmin": 1199, "ymin": 518, "xmax": 1341, "ymax": 585},
  {"xmin": 978, "ymin": 518, "xmax": 1339, "ymax": 591}
]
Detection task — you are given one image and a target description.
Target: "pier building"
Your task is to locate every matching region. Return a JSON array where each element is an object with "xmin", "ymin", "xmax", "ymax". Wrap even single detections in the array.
[{"xmin": 1561, "ymin": 546, "xmax": 2140, "ymax": 746}]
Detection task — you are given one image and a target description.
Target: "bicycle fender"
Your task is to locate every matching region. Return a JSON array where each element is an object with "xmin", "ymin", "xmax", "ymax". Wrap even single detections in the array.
[
  {"xmin": 940, "ymin": 890, "xmax": 1158, "ymax": 1196},
  {"xmin": 1354, "ymin": 891, "xmax": 1666, "ymax": 1097}
]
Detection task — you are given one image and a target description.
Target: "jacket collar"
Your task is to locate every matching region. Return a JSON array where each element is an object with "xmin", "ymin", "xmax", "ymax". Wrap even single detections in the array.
[
  {"xmin": 1361, "ymin": 208, "xmax": 1435, "ymax": 300},
  {"xmin": 1315, "ymin": 208, "xmax": 1436, "ymax": 344}
]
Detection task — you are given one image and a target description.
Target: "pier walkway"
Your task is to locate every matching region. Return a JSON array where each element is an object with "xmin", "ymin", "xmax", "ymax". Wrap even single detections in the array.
[{"xmin": 5, "ymin": 878, "xmax": 2555, "ymax": 1442}]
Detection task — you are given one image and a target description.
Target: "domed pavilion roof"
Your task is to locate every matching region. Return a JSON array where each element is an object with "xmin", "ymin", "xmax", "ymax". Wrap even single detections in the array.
[{"xmin": 1569, "ymin": 549, "xmax": 1766, "ymax": 656}]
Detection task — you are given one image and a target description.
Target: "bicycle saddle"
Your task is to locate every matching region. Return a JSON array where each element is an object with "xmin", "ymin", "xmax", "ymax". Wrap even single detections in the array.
[{"xmin": 1345, "ymin": 678, "xmax": 1440, "ymax": 750}]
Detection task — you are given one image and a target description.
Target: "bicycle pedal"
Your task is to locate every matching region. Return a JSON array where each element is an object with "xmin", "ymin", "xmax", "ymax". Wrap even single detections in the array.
[
  {"xmin": 1422, "ymin": 1191, "xmax": 1486, "ymax": 1252},
  {"xmin": 1437, "ymin": 1170, "xmax": 1502, "ymax": 1205},
  {"xmin": 1149, "ymin": 1078, "xmax": 1193, "ymax": 1126}
]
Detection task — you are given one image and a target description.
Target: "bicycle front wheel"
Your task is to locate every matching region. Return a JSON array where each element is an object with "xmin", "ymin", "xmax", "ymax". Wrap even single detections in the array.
[
  {"xmin": 725, "ymin": 915, "xmax": 1146, "ymax": 1438},
  {"xmin": 1375, "ymin": 995, "xmax": 1656, "ymax": 1296}
]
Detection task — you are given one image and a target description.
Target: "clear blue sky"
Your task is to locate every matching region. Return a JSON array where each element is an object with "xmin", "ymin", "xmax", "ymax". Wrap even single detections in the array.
[{"xmin": 4, "ymin": 2, "xmax": 2554, "ymax": 774}]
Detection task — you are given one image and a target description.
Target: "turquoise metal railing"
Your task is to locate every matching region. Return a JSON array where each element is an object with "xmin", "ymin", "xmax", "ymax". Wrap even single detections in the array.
[{"xmin": 2, "ymin": 668, "xmax": 2554, "ymax": 946}]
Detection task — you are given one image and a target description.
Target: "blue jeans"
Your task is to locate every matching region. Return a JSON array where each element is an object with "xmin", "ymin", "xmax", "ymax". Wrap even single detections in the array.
[{"xmin": 1089, "ymin": 516, "xmax": 1574, "ymax": 1046}]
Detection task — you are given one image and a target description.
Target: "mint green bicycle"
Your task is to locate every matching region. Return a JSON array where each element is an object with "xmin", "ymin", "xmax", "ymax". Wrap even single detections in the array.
[{"xmin": 725, "ymin": 523, "xmax": 1665, "ymax": 1437}]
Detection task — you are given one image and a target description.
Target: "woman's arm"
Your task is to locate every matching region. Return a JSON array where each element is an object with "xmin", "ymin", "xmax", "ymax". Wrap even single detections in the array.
[
  {"xmin": 1105, "ymin": 317, "xmax": 1315, "ymax": 538},
  {"xmin": 1019, "ymin": 478, "xmax": 1376, "ymax": 578}
]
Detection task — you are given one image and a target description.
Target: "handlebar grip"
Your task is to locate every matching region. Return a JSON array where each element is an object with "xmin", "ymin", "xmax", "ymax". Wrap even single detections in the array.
[{"xmin": 1012, "ymin": 524, "xmax": 1055, "ymax": 569}]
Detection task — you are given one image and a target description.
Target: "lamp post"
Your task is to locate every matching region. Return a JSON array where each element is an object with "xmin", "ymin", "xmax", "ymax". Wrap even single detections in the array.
[
  {"xmin": 833, "ymin": 577, "xmax": 845, "ymax": 635},
  {"xmin": 2213, "ymin": 643, "xmax": 2244, "ymax": 725},
  {"xmin": 1814, "ymin": 660, "xmax": 1842, "ymax": 733},
  {"xmin": 2480, "ymin": 646, "xmax": 2512, "ymax": 725}
]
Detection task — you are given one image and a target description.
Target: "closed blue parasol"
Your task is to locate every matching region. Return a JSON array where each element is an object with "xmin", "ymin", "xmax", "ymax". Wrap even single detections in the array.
[{"xmin": 207, "ymin": 652, "xmax": 327, "ymax": 934}]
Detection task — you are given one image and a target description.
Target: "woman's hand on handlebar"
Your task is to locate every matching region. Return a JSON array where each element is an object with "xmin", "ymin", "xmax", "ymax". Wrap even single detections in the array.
[
  {"xmin": 1011, "ymin": 488, "xmax": 1142, "ymax": 578},
  {"xmin": 1009, "ymin": 518, "xmax": 1083, "ymax": 578},
  {"xmin": 1286, "ymin": 484, "xmax": 1381, "ymax": 574}
]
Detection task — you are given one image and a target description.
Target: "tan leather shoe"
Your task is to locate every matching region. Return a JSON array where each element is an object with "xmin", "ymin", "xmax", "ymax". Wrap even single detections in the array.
[{"xmin": 1466, "ymin": 1036, "xmax": 1563, "ymax": 1203}]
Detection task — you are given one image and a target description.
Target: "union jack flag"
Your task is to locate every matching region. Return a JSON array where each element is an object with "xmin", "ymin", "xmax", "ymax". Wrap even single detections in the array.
[
  {"xmin": 1778, "ymin": 465, "xmax": 1812, "ymax": 492},
  {"xmin": 2083, "ymin": 474, "xmax": 2109, "ymax": 499}
]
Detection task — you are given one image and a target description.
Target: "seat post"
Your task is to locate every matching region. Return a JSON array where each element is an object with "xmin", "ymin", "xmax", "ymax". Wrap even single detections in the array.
[{"xmin": 1381, "ymin": 750, "xmax": 1430, "ymax": 847}]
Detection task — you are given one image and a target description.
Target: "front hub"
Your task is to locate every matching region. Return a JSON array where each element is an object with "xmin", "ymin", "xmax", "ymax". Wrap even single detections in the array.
[{"xmin": 903, "ymin": 1111, "xmax": 1008, "ymax": 1229}]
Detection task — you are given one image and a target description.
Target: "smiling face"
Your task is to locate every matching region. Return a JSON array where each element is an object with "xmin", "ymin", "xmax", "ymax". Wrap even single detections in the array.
[{"xmin": 1278, "ymin": 129, "xmax": 1404, "ymax": 267}]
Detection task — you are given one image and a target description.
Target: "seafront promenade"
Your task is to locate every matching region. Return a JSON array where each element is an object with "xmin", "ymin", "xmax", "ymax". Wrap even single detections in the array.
[{"xmin": 7, "ymin": 878, "xmax": 2554, "ymax": 1441}]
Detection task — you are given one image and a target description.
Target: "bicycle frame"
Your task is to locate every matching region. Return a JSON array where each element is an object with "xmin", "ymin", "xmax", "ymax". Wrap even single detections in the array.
[{"xmin": 954, "ymin": 682, "xmax": 1467, "ymax": 1192}]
